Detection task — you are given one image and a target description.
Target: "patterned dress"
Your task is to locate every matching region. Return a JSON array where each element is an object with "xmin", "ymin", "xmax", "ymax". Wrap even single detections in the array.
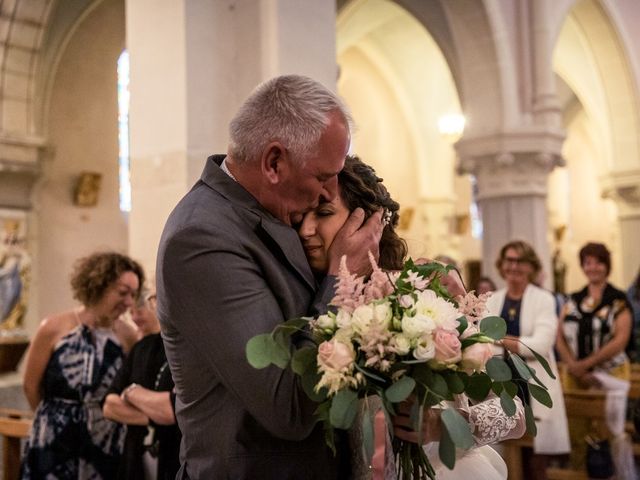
[{"xmin": 21, "ymin": 324, "xmax": 125, "ymax": 479}]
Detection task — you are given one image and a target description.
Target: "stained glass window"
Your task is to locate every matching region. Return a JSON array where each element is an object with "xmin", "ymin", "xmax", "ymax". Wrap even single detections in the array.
[{"xmin": 117, "ymin": 50, "xmax": 131, "ymax": 212}]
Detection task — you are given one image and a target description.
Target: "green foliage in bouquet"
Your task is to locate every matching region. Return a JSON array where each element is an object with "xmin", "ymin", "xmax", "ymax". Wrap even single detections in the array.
[{"xmin": 246, "ymin": 258, "xmax": 554, "ymax": 479}]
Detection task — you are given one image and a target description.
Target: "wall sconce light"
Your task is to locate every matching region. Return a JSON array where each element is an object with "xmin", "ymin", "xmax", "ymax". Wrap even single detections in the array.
[
  {"xmin": 73, "ymin": 172, "xmax": 102, "ymax": 207},
  {"xmin": 437, "ymin": 113, "xmax": 466, "ymax": 139}
]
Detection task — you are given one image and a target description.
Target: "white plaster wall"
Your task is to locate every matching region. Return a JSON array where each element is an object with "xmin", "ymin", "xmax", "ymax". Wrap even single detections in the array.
[
  {"xmin": 32, "ymin": 0, "xmax": 127, "ymax": 331},
  {"xmin": 558, "ymin": 109, "xmax": 621, "ymax": 292}
]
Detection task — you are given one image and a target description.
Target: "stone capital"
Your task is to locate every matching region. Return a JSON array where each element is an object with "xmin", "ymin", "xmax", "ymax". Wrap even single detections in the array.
[
  {"xmin": 454, "ymin": 127, "xmax": 565, "ymax": 200},
  {"xmin": 0, "ymin": 134, "xmax": 46, "ymax": 209},
  {"xmin": 601, "ymin": 168, "xmax": 640, "ymax": 219}
]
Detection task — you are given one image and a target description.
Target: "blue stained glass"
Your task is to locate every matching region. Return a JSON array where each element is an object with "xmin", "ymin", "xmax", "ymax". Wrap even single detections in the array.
[{"xmin": 117, "ymin": 50, "xmax": 131, "ymax": 212}]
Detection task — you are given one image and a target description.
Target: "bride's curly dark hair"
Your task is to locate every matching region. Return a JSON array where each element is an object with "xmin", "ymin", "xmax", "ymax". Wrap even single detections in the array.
[{"xmin": 338, "ymin": 155, "xmax": 408, "ymax": 270}]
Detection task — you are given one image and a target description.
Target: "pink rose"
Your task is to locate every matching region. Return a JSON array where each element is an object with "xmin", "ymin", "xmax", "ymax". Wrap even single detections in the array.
[
  {"xmin": 432, "ymin": 329, "xmax": 462, "ymax": 365},
  {"xmin": 317, "ymin": 339, "xmax": 355, "ymax": 372},
  {"xmin": 460, "ymin": 342, "xmax": 493, "ymax": 373}
]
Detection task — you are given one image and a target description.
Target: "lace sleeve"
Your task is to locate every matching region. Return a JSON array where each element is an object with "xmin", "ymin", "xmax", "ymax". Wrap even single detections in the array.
[{"xmin": 466, "ymin": 394, "xmax": 527, "ymax": 446}]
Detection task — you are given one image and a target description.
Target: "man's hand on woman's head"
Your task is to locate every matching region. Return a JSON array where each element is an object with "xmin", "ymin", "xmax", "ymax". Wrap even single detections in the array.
[{"xmin": 327, "ymin": 208, "xmax": 383, "ymax": 276}]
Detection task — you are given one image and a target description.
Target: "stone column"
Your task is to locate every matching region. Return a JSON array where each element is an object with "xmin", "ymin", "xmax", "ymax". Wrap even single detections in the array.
[
  {"xmin": 602, "ymin": 169, "xmax": 640, "ymax": 286},
  {"xmin": 125, "ymin": 0, "xmax": 338, "ymax": 275},
  {"xmin": 456, "ymin": 129, "xmax": 564, "ymax": 288}
]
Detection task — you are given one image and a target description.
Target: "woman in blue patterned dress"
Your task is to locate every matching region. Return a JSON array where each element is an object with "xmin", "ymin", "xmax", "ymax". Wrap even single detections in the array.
[{"xmin": 21, "ymin": 251, "xmax": 144, "ymax": 479}]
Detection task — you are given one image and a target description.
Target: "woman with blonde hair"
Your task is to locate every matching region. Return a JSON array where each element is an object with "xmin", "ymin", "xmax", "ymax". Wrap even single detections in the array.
[{"xmin": 485, "ymin": 240, "xmax": 569, "ymax": 480}]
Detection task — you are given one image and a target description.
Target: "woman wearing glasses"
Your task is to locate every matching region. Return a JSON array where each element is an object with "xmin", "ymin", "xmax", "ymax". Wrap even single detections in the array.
[
  {"xmin": 486, "ymin": 240, "xmax": 569, "ymax": 480},
  {"xmin": 103, "ymin": 288, "xmax": 180, "ymax": 480}
]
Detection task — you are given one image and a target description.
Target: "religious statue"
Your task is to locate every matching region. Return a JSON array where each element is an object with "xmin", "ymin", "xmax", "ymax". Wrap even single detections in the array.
[{"xmin": 0, "ymin": 218, "xmax": 31, "ymax": 330}]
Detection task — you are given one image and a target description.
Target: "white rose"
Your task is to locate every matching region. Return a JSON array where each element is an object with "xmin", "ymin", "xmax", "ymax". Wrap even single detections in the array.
[
  {"xmin": 351, "ymin": 304, "xmax": 375, "ymax": 334},
  {"xmin": 413, "ymin": 334, "xmax": 436, "ymax": 361},
  {"xmin": 391, "ymin": 334, "xmax": 411, "ymax": 355},
  {"xmin": 401, "ymin": 313, "xmax": 436, "ymax": 338},
  {"xmin": 335, "ymin": 309, "xmax": 352, "ymax": 329},
  {"xmin": 316, "ymin": 314, "xmax": 335, "ymax": 330},
  {"xmin": 373, "ymin": 302, "xmax": 392, "ymax": 328}
]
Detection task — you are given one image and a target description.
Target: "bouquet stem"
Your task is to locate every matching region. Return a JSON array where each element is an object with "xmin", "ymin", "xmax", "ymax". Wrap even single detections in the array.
[{"xmin": 393, "ymin": 438, "xmax": 436, "ymax": 480}]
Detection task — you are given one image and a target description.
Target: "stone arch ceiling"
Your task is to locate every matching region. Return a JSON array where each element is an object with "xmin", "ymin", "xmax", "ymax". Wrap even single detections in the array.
[
  {"xmin": 554, "ymin": 0, "xmax": 640, "ymax": 172},
  {"xmin": 0, "ymin": 0, "xmax": 54, "ymax": 137}
]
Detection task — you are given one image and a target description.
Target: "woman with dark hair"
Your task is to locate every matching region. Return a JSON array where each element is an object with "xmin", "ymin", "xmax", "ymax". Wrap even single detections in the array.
[
  {"xmin": 556, "ymin": 242, "xmax": 635, "ymax": 475},
  {"xmin": 21, "ymin": 251, "xmax": 144, "ymax": 479},
  {"xmin": 299, "ymin": 156, "xmax": 526, "ymax": 479},
  {"xmin": 485, "ymin": 240, "xmax": 569, "ymax": 480}
]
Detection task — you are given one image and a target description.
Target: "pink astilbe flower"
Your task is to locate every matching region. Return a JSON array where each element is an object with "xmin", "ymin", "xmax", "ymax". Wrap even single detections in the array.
[
  {"xmin": 359, "ymin": 326, "xmax": 396, "ymax": 372},
  {"xmin": 363, "ymin": 252, "xmax": 394, "ymax": 303},
  {"xmin": 457, "ymin": 291, "xmax": 491, "ymax": 324},
  {"xmin": 330, "ymin": 256, "xmax": 366, "ymax": 313},
  {"xmin": 405, "ymin": 270, "xmax": 430, "ymax": 290}
]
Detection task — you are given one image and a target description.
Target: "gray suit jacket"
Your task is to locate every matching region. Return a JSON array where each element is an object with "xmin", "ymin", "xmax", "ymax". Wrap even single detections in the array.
[{"xmin": 156, "ymin": 156, "xmax": 349, "ymax": 479}]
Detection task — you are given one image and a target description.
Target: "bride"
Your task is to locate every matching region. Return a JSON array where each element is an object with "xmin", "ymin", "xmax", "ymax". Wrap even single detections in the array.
[{"xmin": 297, "ymin": 155, "xmax": 527, "ymax": 479}]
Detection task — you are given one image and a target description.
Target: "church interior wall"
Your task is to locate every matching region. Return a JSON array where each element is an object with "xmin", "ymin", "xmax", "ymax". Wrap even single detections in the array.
[{"xmin": 32, "ymin": 0, "xmax": 127, "ymax": 334}]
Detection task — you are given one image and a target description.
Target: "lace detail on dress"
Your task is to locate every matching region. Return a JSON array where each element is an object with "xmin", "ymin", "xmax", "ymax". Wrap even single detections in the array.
[{"xmin": 467, "ymin": 395, "xmax": 526, "ymax": 446}]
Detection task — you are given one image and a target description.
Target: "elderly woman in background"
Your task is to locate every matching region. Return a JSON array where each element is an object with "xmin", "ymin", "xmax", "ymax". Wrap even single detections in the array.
[
  {"xmin": 486, "ymin": 240, "xmax": 570, "ymax": 480},
  {"xmin": 21, "ymin": 251, "xmax": 143, "ymax": 479},
  {"xmin": 556, "ymin": 242, "xmax": 635, "ymax": 476},
  {"xmin": 103, "ymin": 288, "xmax": 180, "ymax": 480}
]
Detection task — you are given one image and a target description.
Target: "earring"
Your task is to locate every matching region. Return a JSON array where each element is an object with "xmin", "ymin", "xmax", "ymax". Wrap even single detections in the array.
[{"xmin": 382, "ymin": 209, "xmax": 392, "ymax": 227}]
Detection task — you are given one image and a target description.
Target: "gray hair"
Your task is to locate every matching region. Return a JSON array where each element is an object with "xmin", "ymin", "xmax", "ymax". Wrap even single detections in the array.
[{"xmin": 228, "ymin": 74, "xmax": 351, "ymax": 165}]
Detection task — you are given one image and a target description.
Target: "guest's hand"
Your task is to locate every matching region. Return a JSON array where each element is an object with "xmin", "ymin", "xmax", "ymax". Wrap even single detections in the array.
[
  {"xmin": 392, "ymin": 401, "xmax": 441, "ymax": 444},
  {"xmin": 567, "ymin": 358, "xmax": 592, "ymax": 380},
  {"xmin": 327, "ymin": 208, "xmax": 383, "ymax": 277},
  {"xmin": 501, "ymin": 336, "xmax": 520, "ymax": 354}
]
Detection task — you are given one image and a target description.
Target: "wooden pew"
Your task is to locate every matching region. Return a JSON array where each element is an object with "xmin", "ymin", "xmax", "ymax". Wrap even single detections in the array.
[
  {"xmin": 0, "ymin": 407, "xmax": 32, "ymax": 480},
  {"xmin": 546, "ymin": 388, "xmax": 609, "ymax": 480}
]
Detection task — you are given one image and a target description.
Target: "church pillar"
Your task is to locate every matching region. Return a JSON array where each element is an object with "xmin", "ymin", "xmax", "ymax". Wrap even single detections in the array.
[
  {"xmin": 456, "ymin": 130, "xmax": 564, "ymax": 288},
  {"xmin": 602, "ymin": 169, "xmax": 640, "ymax": 286},
  {"xmin": 125, "ymin": 0, "xmax": 338, "ymax": 275}
]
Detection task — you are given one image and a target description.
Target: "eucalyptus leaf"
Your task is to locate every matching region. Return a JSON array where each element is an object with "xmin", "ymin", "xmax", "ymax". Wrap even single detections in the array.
[
  {"xmin": 524, "ymin": 403, "xmax": 537, "ymax": 436},
  {"xmin": 354, "ymin": 363, "xmax": 388, "ymax": 383},
  {"xmin": 486, "ymin": 357, "xmax": 513, "ymax": 382},
  {"xmin": 520, "ymin": 343, "xmax": 556, "ymax": 379},
  {"xmin": 509, "ymin": 354, "xmax": 533, "ymax": 381},
  {"xmin": 502, "ymin": 381, "xmax": 518, "ymax": 398},
  {"xmin": 429, "ymin": 372, "xmax": 451, "ymax": 400},
  {"xmin": 410, "ymin": 399, "xmax": 424, "ymax": 441},
  {"xmin": 500, "ymin": 390, "xmax": 517, "ymax": 416},
  {"xmin": 438, "ymin": 422, "xmax": 456, "ymax": 470},
  {"xmin": 529, "ymin": 383, "xmax": 553, "ymax": 408},
  {"xmin": 385, "ymin": 376, "xmax": 416, "ymax": 403},
  {"xmin": 491, "ymin": 382, "xmax": 503, "ymax": 395},
  {"xmin": 456, "ymin": 316, "xmax": 468, "ymax": 336},
  {"xmin": 246, "ymin": 334, "xmax": 290, "ymax": 369},
  {"xmin": 441, "ymin": 408, "xmax": 474, "ymax": 449},
  {"xmin": 361, "ymin": 408, "xmax": 374, "ymax": 466},
  {"xmin": 329, "ymin": 389, "xmax": 359, "ymax": 429},
  {"xmin": 291, "ymin": 346, "xmax": 317, "ymax": 375},
  {"xmin": 465, "ymin": 373, "xmax": 492, "ymax": 401},
  {"xmin": 443, "ymin": 372, "xmax": 465, "ymax": 394},
  {"xmin": 301, "ymin": 369, "xmax": 326, "ymax": 402},
  {"xmin": 479, "ymin": 316, "xmax": 507, "ymax": 340}
]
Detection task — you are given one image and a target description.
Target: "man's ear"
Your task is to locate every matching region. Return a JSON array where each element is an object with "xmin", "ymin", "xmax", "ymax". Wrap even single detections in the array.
[{"xmin": 261, "ymin": 142, "xmax": 287, "ymax": 184}]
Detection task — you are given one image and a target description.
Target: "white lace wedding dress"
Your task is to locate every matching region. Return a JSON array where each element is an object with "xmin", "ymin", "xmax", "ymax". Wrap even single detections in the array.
[{"xmin": 350, "ymin": 394, "xmax": 526, "ymax": 479}]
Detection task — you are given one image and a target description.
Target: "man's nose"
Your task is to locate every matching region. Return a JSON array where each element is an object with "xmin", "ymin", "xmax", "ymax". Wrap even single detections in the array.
[{"xmin": 321, "ymin": 176, "xmax": 338, "ymax": 202}]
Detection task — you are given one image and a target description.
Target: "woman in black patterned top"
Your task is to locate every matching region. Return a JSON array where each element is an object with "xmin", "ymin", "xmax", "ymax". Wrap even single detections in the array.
[{"xmin": 556, "ymin": 242, "xmax": 633, "ymax": 385}]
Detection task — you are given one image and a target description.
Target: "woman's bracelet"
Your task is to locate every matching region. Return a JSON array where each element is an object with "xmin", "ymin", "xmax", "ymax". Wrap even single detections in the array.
[{"xmin": 121, "ymin": 383, "xmax": 139, "ymax": 402}]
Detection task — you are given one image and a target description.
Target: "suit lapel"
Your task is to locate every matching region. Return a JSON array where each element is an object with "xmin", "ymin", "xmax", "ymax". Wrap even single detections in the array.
[
  {"xmin": 201, "ymin": 155, "xmax": 316, "ymax": 292},
  {"xmin": 258, "ymin": 219, "xmax": 316, "ymax": 292}
]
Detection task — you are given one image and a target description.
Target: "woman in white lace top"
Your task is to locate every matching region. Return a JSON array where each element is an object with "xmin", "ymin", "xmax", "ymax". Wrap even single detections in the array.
[{"xmin": 298, "ymin": 155, "xmax": 527, "ymax": 479}]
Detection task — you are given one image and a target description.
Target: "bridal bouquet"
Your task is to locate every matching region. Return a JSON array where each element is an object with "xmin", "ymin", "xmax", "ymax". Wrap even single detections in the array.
[{"xmin": 246, "ymin": 256, "xmax": 553, "ymax": 479}]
